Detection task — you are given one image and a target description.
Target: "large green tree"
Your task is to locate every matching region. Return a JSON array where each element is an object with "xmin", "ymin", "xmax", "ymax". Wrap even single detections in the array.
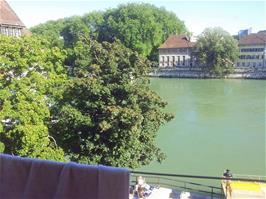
[
  {"xmin": 31, "ymin": 3, "xmax": 187, "ymax": 62},
  {"xmin": 30, "ymin": 19, "xmax": 65, "ymax": 48},
  {"xmin": 0, "ymin": 35, "xmax": 66, "ymax": 161},
  {"xmin": 98, "ymin": 3, "xmax": 187, "ymax": 60},
  {"xmin": 195, "ymin": 27, "xmax": 239, "ymax": 75},
  {"xmin": 30, "ymin": 11, "xmax": 103, "ymax": 47},
  {"xmin": 50, "ymin": 38, "xmax": 173, "ymax": 168}
]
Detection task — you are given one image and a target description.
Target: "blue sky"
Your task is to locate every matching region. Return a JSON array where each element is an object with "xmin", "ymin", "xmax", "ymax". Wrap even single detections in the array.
[{"xmin": 9, "ymin": 0, "xmax": 266, "ymax": 36}]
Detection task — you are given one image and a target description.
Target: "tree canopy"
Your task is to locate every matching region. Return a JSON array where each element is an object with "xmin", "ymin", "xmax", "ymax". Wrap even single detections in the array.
[
  {"xmin": 98, "ymin": 3, "xmax": 187, "ymax": 60},
  {"xmin": 1, "ymin": 3, "xmax": 176, "ymax": 168},
  {"xmin": 0, "ymin": 35, "xmax": 66, "ymax": 161},
  {"xmin": 31, "ymin": 3, "xmax": 187, "ymax": 62},
  {"xmin": 195, "ymin": 27, "xmax": 239, "ymax": 75},
  {"xmin": 50, "ymin": 38, "xmax": 173, "ymax": 168},
  {"xmin": 0, "ymin": 31, "xmax": 173, "ymax": 168}
]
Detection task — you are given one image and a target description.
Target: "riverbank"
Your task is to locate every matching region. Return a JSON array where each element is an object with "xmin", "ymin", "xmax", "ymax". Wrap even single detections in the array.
[{"xmin": 149, "ymin": 67, "xmax": 266, "ymax": 79}]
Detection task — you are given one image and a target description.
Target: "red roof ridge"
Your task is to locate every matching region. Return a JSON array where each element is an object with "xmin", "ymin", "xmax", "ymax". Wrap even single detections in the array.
[
  {"xmin": 159, "ymin": 34, "xmax": 195, "ymax": 49},
  {"xmin": 239, "ymin": 32, "xmax": 266, "ymax": 45},
  {"xmin": 0, "ymin": 0, "xmax": 25, "ymax": 27}
]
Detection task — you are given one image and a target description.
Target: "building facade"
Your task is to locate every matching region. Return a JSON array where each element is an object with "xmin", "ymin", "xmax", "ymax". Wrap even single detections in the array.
[
  {"xmin": 236, "ymin": 33, "xmax": 266, "ymax": 69},
  {"xmin": 159, "ymin": 32, "xmax": 266, "ymax": 70},
  {"xmin": 0, "ymin": 0, "xmax": 27, "ymax": 37},
  {"xmin": 158, "ymin": 35, "xmax": 196, "ymax": 68}
]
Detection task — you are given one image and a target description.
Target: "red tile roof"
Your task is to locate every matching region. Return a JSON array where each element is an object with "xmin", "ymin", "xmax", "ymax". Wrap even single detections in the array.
[
  {"xmin": 0, "ymin": 0, "xmax": 25, "ymax": 27},
  {"xmin": 239, "ymin": 33, "xmax": 266, "ymax": 45},
  {"xmin": 159, "ymin": 35, "xmax": 196, "ymax": 49}
]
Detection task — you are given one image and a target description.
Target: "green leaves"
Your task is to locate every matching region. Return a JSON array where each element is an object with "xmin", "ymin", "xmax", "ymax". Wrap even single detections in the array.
[
  {"xmin": 31, "ymin": 3, "xmax": 187, "ymax": 62},
  {"xmin": 0, "ymin": 35, "xmax": 66, "ymax": 161},
  {"xmin": 196, "ymin": 27, "xmax": 239, "ymax": 76},
  {"xmin": 99, "ymin": 3, "xmax": 187, "ymax": 60},
  {"xmin": 2, "ymin": 3, "xmax": 175, "ymax": 168},
  {"xmin": 49, "ymin": 39, "xmax": 173, "ymax": 168}
]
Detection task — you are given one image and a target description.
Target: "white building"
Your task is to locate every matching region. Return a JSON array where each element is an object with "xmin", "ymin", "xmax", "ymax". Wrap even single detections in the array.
[
  {"xmin": 158, "ymin": 35, "xmax": 196, "ymax": 68},
  {"xmin": 236, "ymin": 32, "xmax": 266, "ymax": 69}
]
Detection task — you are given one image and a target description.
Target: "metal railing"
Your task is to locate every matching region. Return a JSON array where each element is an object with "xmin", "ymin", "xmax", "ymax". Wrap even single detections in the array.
[
  {"xmin": 130, "ymin": 171, "xmax": 266, "ymax": 198},
  {"xmin": 233, "ymin": 174, "xmax": 266, "ymax": 181}
]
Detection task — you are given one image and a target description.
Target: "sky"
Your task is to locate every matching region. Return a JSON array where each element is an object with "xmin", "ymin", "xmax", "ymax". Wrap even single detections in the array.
[{"xmin": 8, "ymin": 0, "xmax": 266, "ymax": 36}]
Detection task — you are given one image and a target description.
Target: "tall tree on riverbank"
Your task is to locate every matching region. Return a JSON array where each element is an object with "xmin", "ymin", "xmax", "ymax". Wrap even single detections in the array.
[
  {"xmin": 196, "ymin": 27, "xmax": 239, "ymax": 75},
  {"xmin": 31, "ymin": 3, "xmax": 187, "ymax": 62},
  {"xmin": 6, "ymin": 3, "xmax": 176, "ymax": 167},
  {"xmin": 50, "ymin": 38, "xmax": 173, "ymax": 168},
  {"xmin": 0, "ymin": 34, "xmax": 173, "ymax": 168},
  {"xmin": 98, "ymin": 3, "xmax": 187, "ymax": 61}
]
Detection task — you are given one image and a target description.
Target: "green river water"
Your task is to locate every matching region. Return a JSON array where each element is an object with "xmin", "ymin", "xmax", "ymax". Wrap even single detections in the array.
[{"xmin": 140, "ymin": 78, "xmax": 265, "ymax": 184}]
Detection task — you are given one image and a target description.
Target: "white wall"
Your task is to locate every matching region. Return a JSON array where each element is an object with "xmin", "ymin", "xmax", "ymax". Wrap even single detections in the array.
[
  {"xmin": 159, "ymin": 48, "xmax": 193, "ymax": 67},
  {"xmin": 236, "ymin": 44, "xmax": 266, "ymax": 68}
]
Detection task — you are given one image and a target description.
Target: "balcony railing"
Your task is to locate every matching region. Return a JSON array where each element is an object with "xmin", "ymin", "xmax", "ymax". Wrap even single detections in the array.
[{"xmin": 130, "ymin": 170, "xmax": 266, "ymax": 199}]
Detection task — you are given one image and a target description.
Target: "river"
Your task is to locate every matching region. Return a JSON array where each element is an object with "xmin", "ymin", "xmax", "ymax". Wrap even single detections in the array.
[{"xmin": 140, "ymin": 78, "xmax": 265, "ymax": 184}]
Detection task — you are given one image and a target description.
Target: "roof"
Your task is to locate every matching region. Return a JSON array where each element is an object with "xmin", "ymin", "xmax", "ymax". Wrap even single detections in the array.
[
  {"xmin": 159, "ymin": 35, "xmax": 196, "ymax": 49},
  {"xmin": 239, "ymin": 33, "xmax": 266, "ymax": 45},
  {"xmin": 0, "ymin": 0, "xmax": 25, "ymax": 27}
]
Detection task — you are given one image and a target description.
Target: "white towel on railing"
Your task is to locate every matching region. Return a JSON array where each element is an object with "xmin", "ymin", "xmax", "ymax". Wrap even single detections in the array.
[{"xmin": 0, "ymin": 154, "xmax": 129, "ymax": 199}]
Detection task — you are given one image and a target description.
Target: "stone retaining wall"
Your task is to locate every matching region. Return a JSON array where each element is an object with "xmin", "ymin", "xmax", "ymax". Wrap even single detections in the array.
[{"xmin": 149, "ymin": 68, "xmax": 266, "ymax": 79}]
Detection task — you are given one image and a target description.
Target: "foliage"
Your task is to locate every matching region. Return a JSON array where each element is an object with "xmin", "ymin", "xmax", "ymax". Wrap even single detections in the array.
[
  {"xmin": 0, "ymin": 35, "xmax": 66, "ymax": 161},
  {"xmin": 30, "ymin": 19, "xmax": 65, "ymax": 48},
  {"xmin": 50, "ymin": 39, "xmax": 173, "ymax": 168},
  {"xmin": 98, "ymin": 3, "xmax": 187, "ymax": 60},
  {"xmin": 195, "ymin": 27, "xmax": 239, "ymax": 75},
  {"xmin": 61, "ymin": 16, "xmax": 91, "ymax": 48},
  {"xmin": 9, "ymin": 3, "xmax": 176, "ymax": 168},
  {"xmin": 30, "ymin": 11, "xmax": 104, "ymax": 46},
  {"xmin": 31, "ymin": 3, "xmax": 187, "ymax": 62},
  {"xmin": 82, "ymin": 11, "xmax": 104, "ymax": 40}
]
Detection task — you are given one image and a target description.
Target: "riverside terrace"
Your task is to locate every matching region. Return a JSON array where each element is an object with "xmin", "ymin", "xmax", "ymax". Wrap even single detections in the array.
[
  {"xmin": 1, "ymin": 154, "xmax": 265, "ymax": 199},
  {"xmin": 130, "ymin": 171, "xmax": 266, "ymax": 199}
]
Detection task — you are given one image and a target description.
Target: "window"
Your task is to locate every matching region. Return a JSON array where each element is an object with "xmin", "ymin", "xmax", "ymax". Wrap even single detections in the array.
[
  {"xmin": 240, "ymin": 55, "xmax": 245, "ymax": 59},
  {"xmin": 183, "ymin": 56, "xmax": 185, "ymax": 66},
  {"xmin": 240, "ymin": 48, "xmax": 264, "ymax": 52},
  {"xmin": 172, "ymin": 56, "xmax": 175, "ymax": 66},
  {"xmin": 178, "ymin": 56, "xmax": 180, "ymax": 66},
  {"xmin": 162, "ymin": 56, "xmax": 165, "ymax": 66},
  {"xmin": 242, "ymin": 62, "xmax": 245, "ymax": 67},
  {"xmin": 0, "ymin": 26, "xmax": 22, "ymax": 37},
  {"xmin": 237, "ymin": 62, "xmax": 240, "ymax": 67},
  {"xmin": 8, "ymin": 28, "xmax": 12, "ymax": 36},
  {"xmin": 167, "ymin": 56, "xmax": 170, "ymax": 66}
]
